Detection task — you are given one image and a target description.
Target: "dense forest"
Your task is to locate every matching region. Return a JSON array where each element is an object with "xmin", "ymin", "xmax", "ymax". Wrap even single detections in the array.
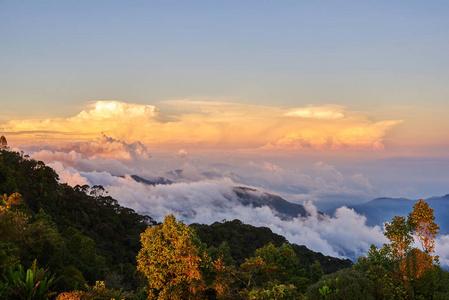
[{"xmin": 1, "ymin": 148, "xmax": 449, "ymax": 299}]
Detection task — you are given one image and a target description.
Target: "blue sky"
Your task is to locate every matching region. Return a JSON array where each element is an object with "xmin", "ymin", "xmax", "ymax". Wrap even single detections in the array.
[
  {"xmin": 1, "ymin": 1, "xmax": 448, "ymax": 117},
  {"xmin": 0, "ymin": 0, "xmax": 448, "ymax": 157}
]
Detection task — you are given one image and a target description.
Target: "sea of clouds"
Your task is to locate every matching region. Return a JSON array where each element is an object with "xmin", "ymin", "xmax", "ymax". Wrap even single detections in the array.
[{"xmin": 18, "ymin": 134, "xmax": 449, "ymax": 265}]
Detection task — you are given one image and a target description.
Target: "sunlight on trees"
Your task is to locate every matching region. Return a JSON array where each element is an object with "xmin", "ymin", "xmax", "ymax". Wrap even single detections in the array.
[
  {"xmin": 352, "ymin": 199, "xmax": 449, "ymax": 299},
  {"xmin": 409, "ymin": 199, "xmax": 440, "ymax": 256},
  {"xmin": 1, "ymin": 150, "xmax": 449, "ymax": 299},
  {"xmin": 0, "ymin": 193, "xmax": 23, "ymax": 211},
  {"xmin": 137, "ymin": 214, "xmax": 208, "ymax": 299},
  {"xmin": 384, "ymin": 215, "xmax": 413, "ymax": 259}
]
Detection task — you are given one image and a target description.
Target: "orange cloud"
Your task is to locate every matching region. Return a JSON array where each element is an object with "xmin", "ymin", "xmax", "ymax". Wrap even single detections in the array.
[
  {"xmin": 0, "ymin": 100, "xmax": 403, "ymax": 151},
  {"xmin": 285, "ymin": 105, "xmax": 345, "ymax": 119}
]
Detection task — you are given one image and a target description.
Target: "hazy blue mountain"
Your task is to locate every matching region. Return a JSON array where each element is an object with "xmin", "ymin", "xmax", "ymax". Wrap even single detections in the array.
[
  {"xmin": 128, "ymin": 172, "xmax": 448, "ymax": 234},
  {"xmin": 348, "ymin": 194, "xmax": 449, "ymax": 234}
]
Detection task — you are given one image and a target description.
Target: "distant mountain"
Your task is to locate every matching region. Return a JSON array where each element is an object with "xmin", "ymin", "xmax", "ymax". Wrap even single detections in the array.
[
  {"xmin": 130, "ymin": 174, "xmax": 172, "ymax": 186},
  {"xmin": 165, "ymin": 169, "xmax": 184, "ymax": 179},
  {"xmin": 348, "ymin": 194, "xmax": 449, "ymax": 234},
  {"xmin": 131, "ymin": 172, "xmax": 312, "ymax": 220},
  {"xmin": 165, "ymin": 169, "xmax": 242, "ymax": 182},
  {"xmin": 231, "ymin": 186, "xmax": 310, "ymax": 220}
]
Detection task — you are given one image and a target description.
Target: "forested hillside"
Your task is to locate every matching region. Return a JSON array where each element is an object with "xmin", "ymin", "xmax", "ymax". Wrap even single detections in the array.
[
  {"xmin": 1, "ymin": 148, "xmax": 449, "ymax": 299},
  {"xmin": 0, "ymin": 149, "xmax": 352, "ymax": 299}
]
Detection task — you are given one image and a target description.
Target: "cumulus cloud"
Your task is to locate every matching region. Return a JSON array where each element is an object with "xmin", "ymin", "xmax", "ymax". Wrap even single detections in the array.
[
  {"xmin": 70, "ymin": 101, "xmax": 158, "ymax": 122},
  {"xmin": 1, "ymin": 100, "xmax": 402, "ymax": 151},
  {"xmin": 48, "ymin": 133, "xmax": 151, "ymax": 161},
  {"xmin": 177, "ymin": 149, "xmax": 190, "ymax": 159},
  {"xmin": 27, "ymin": 134, "xmax": 166, "ymax": 182},
  {"xmin": 260, "ymin": 119, "xmax": 403, "ymax": 150},
  {"xmin": 23, "ymin": 131, "xmax": 379, "ymax": 210},
  {"xmin": 285, "ymin": 105, "xmax": 345, "ymax": 119},
  {"xmin": 50, "ymin": 162, "xmax": 90, "ymax": 187},
  {"xmin": 1, "ymin": 101, "xmax": 159, "ymax": 144},
  {"xmin": 32, "ymin": 149, "xmax": 136, "ymax": 175}
]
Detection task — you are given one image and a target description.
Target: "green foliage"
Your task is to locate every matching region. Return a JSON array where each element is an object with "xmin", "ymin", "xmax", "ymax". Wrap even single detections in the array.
[
  {"xmin": 384, "ymin": 215, "xmax": 414, "ymax": 259},
  {"xmin": 238, "ymin": 243, "xmax": 307, "ymax": 298},
  {"xmin": 354, "ymin": 199, "xmax": 449, "ymax": 299},
  {"xmin": 22, "ymin": 209, "xmax": 67, "ymax": 270},
  {"xmin": 54, "ymin": 265, "xmax": 86, "ymax": 292},
  {"xmin": 3, "ymin": 148, "xmax": 449, "ymax": 299},
  {"xmin": 191, "ymin": 220, "xmax": 352, "ymax": 273},
  {"xmin": 0, "ymin": 150, "xmax": 155, "ymax": 290},
  {"xmin": 318, "ymin": 278, "xmax": 339, "ymax": 299},
  {"xmin": 248, "ymin": 283, "xmax": 298, "ymax": 299},
  {"xmin": 191, "ymin": 220, "xmax": 287, "ymax": 266},
  {"xmin": 248, "ymin": 243, "xmax": 306, "ymax": 285},
  {"xmin": 309, "ymin": 261, "xmax": 324, "ymax": 283},
  {"xmin": 354, "ymin": 245, "xmax": 397, "ymax": 299},
  {"xmin": 306, "ymin": 269, "xmax": 374, "ymax": 300},
  {"xmin": 0, "ymin": 241, "xmax": 20, "ymax": 275},
  {"xmin": 84, "ymin": 281, "xmax": 128, "ymax": 300},
  {"xmin": 56, "ymin": 281, "xmax": 138, "ymax": 300},
  {"xmin": 65, "ymin": 227, "xmax": 105, "ymax": 283},
  {"xmin": 5, "ymin": 260, "xmax": 56, "ymax": 300}
]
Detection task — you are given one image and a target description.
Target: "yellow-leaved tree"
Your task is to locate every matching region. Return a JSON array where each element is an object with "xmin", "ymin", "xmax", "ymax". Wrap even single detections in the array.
[
  {"xmin": 409, "ymin": 199, "xmax": 440, "ymax": 256},
  {"xmin": 137, "ymin": 214, "xmax": 209, "ymax": 299}
]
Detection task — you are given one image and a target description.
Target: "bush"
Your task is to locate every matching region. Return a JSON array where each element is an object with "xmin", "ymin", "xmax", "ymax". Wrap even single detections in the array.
[{"xmin": 305, "ymin": 268, "xmax": 374, "ymax": 300}]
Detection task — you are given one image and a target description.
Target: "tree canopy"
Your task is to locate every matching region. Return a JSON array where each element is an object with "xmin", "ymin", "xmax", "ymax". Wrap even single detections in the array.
[{"xmin": 137, "ymin": 214, "xmax": 208, "ymax": 299}]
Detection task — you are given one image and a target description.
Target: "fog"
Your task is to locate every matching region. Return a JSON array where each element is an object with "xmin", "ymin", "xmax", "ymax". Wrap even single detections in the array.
[{"xmin": 17, "ymin": 134, "xmax": 449, "ymax": 265}]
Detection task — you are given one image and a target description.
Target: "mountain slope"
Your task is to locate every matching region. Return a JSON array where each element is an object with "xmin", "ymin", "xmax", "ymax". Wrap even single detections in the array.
[
  {"xmin": 348, "ymin": 195, "xmax": 449, "ymax": 234},
  {"xmin": 129, "ymin": 174, "xmax": 312, "ymax": 220},
  {"xmin": 232, "ymin": 186, "xmax": 309, "ymax": 219},
  {"xmin": 191, "ymin": 219, "xmax": 353, "ymax": 274}
]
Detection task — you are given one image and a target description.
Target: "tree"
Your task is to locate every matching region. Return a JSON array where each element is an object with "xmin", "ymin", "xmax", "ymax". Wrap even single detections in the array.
[
  {"xmin": 354, "ymin": 199, "xmax": 445, "ymax": 299},
  {"xmin": 0, "ymin": 135, "xmax": 7, "ymax": 149},
  {"xmin": 239, "ymin": 243, "xmax": 307, "ymax": 298},
  {"xmin": 309, "ymin": 261, "xmax": 325, "ymax": 283},
  {"xmin": 409, "ymin": 199, "xmax": 440, "ymax": 256},
  {"xmin": 137, "ymin": 214, "xmax": 208, "ymax": 299},
  {"xmin": 384, "ymin": 215, "xmax": 413, "ymax": 259},
  {"xmin": 305, "ymin": 268, "xmax": 374, "ymax": 300},
  {"xmin": 1, "ymin": 193, "xmax": 23, "ymax": 210}
]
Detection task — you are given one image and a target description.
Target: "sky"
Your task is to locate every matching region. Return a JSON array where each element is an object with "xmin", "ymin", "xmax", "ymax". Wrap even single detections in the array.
[
  {"xmin": 1, "ymin": 1, "xmax": 448, "ymax": 151},
  {"xmin": 1, "ymin": 1, "xmax": 449, "ymax": 262}
]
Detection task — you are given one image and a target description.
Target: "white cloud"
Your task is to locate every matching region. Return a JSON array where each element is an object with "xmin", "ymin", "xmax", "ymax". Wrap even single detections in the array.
[
  {"xmin": 435, "ymin": 235, "xmax": 449, "ymax": 267},
  {"xmin": 177, "ymin": 149, "xmax": 190, "ymax": 159},
  {"xmin": 50, "ymin": 162, "xmax": 90, "ymax": 187},
  {"xmin": 24, "ymin": 144, "xmax": 449, "ymax": 265},
  {"xmin": 45, "ymin": 161, "xmax": 386, "ymax": 260},
  {"xmin": 1, "ymin": 100, "xmax": 402, "ymax": 151},
  {"xmin": 285, "ymin": 105, "xmax": 345, "ymax": 119},
  {"xmin": 261, "ymin": 119, "xmax": 403, "ymax": 151},
  {"xmin": 350, "ymin": 173, "xmax": 374, "ymax": 192},
  {"xmin": 314, "ymin": 161, "xmax": 344, "ymax": 183},
  {"xmin": 70, "ymin": 101, "xmax": 158, "ymax": 122},
  {"xmin": 49, "ymin": 133, "xmax": 152, "ymax": 161}
]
